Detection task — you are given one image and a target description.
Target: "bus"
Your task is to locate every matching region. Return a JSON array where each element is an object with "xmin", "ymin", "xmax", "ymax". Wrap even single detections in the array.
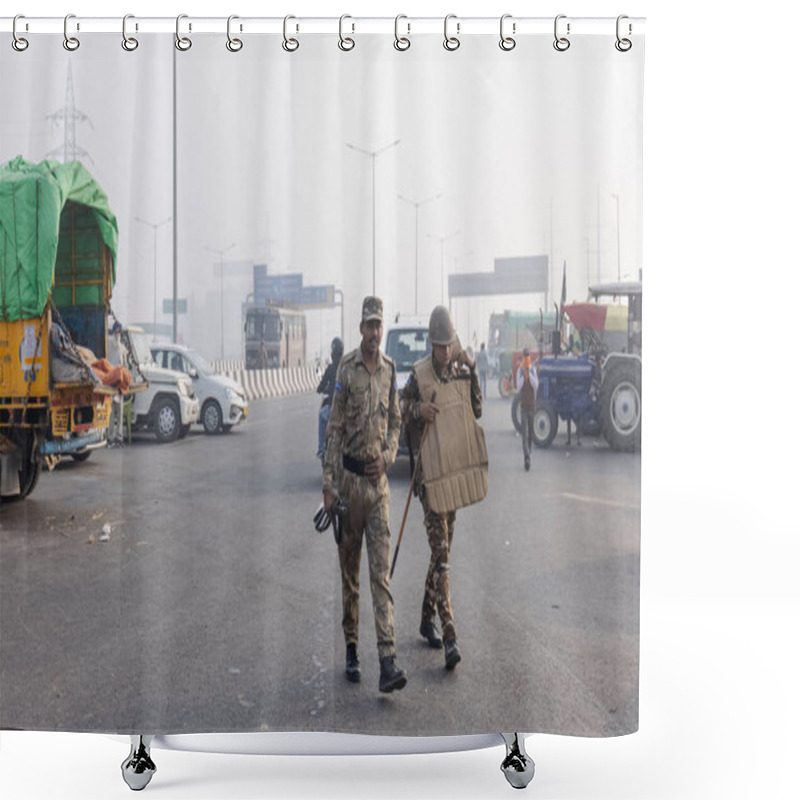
[{"xmin": 244, "ymin": 303, "xmax": 306, "ymax": 369}]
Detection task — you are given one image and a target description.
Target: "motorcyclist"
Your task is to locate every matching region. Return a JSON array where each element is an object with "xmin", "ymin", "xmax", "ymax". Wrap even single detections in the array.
[{"xmin": 316, "ymin": 336, "xmax": 344, "ymax": 460}]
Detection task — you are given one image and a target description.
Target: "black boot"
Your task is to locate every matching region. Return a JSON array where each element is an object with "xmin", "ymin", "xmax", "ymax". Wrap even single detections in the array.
[
  {"xmin": 419, "ymin": 620, "xmax": 443, "ymax": 649},
  {"xmin": 345, "ymin": 643, "xmax": 361, "ymax": 683},
  {"xmin": 444, "ymin": 639, "xmax": 461, "ymax": 670},
  {"xmin": 378, "ymin": 655, "xmax": 407, "ymax": 693}
]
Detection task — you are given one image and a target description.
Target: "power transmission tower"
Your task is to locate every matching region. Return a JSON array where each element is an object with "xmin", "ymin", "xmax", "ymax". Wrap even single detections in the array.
[{"xmin": 46, "ymin": 63, "xmax": 93, "ymax": 163}]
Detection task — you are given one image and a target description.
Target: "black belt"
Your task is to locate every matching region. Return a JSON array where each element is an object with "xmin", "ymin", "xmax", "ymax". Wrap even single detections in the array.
[{"xmin": 343, "ymin": 454, "xmax": 368, "ymax": 475}]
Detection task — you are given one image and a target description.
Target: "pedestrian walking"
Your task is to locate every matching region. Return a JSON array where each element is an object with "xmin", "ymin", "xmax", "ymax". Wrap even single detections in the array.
[
  {"xmin": 516, "ymin": 347, "xmax": 538, "ymax": 471},
  {"xmin": 107, "ymin": 321, "xmax": 128, "ymax": 447},
  {"xmin": 476, "ymin": 342, "xmax": 489, "ymax": 399},
  {"xmin": 401, "ymin": 306, "xmax": 485, "ymax": 671},
  {"xmin": 316, "ymin": 336, "xmax": 344, "ymax": 460},
  {"xmin": 322, "ymin": 296, "xmax": 407, "ymax": 693}
]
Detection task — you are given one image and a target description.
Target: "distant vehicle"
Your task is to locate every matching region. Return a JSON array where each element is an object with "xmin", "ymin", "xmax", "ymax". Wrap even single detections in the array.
[
  {"xmin": 244, "ymin": 303, "xmax": 306, "ymax": 369},
  {"xmin": 151, "ymin": 344, "xmax": 248, "ymax": 434},
  {"xmin": 384, "ymin": 316, "xmax": 431, "ymax": 456},
  {"xmin": 120, "ymin": 326, "xmax": 200, "ymax": 443}
]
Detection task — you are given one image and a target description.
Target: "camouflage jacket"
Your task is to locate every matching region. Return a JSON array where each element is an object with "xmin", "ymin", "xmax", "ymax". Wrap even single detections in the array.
[{"xmin": 322, "ymin": 345, "xmax": 401, "ymax": 492}]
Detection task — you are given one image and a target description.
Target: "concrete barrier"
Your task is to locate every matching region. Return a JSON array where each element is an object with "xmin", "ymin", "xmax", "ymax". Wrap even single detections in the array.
[{"xmin": 222, "ymin": 365, "xmax": 321, "ymax": 402}]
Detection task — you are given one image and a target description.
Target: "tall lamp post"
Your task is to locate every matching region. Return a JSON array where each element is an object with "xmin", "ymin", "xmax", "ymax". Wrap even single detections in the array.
[
  {"xmin": 398, "ymin": 191, "xmax": 442, "ymax": 315},
  {"xmin": 135, "ymin": 215, "xmax": 172, "ymax": 338},
  {"xmin": 345, "ymin": 139, "xmax": 400, "ymax": 296},
  {"xmin": 204, "ymin": 242, "xmax": 236, "ymax": 360},
  {"xmin": 428, "ymin": 230, "xmax": 461, "ymax": 306}
]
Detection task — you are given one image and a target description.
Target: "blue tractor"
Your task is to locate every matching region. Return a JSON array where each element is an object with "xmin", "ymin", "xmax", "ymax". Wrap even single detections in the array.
[{"xmin": 511, "ymin": 282, "xmax": 642, "ymax": 452}]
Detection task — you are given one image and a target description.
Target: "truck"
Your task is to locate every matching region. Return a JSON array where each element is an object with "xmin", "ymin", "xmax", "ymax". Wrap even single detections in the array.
[
  {"xmin": 1, "ymin": 158, "xmax": 118, "ymax": 500},
  {"xmin": 511, "ymin": 282, "xmax": 642, "ymax": 452}
]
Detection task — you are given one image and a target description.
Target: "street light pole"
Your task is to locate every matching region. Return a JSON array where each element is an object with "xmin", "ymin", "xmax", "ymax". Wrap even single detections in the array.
[
  {"xmin": 204, "ymin": 242, "xmax": 236, "ymax": 360},
  {"xmin": 428, "ymin": 230, "xmax": 461, "ymax": 306},
  {"xmin": 135, "ymin": 216, "xmax": 172, "ymax": 338},
  {"xmin": 398, "ymin": 191, "xmax": 441, "ymax": 315},
  {"xmin": 346, "ymin": 139, "xmax": 400, "ymax": 296}
]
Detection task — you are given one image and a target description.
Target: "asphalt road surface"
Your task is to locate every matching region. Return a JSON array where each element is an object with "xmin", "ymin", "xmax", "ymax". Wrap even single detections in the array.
[{"xmin": 0, "ymin": 385, "xmax": 640, "ymax": 739}]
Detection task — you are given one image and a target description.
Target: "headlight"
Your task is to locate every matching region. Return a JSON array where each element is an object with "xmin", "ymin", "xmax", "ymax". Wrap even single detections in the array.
[{"xmin": 178, "ymin": 379, "xmax": 190, "ymax": 397}]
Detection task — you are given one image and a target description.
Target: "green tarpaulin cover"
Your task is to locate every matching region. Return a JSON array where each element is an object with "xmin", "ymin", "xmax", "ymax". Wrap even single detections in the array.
[{"xmin": 0, "ymin": 157, "xmax": 118, "ymax": 321}]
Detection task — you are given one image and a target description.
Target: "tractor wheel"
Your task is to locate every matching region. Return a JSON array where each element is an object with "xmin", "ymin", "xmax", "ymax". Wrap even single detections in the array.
[
  {"xmin": 532, "ymin": 404, "xmax": 558, "ymax": 449},
  {"xmin": 601, "ymin": 361, "xmax": 642, "ymax": 451},
  {"xmin": 498, "ymin": 373, "xmax": 513, "ymax": 399},
  {"xmin": 511, "ymin": 394, "xmax": 522, "ymax": 433}
]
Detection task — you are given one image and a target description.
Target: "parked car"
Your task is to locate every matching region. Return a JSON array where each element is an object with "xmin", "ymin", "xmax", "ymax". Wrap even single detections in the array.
[{"xmin": 151, "ymin": 344, "xmax": 248, "ymax": 434}]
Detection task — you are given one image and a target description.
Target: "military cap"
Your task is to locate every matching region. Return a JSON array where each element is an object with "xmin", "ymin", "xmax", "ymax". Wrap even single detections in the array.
[{"xmin": 362, "ymin": 296, "xmax": 384, "ymax": 322}]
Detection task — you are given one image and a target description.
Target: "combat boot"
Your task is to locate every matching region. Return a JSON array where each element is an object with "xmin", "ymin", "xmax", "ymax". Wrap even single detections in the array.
[
  {"xmin": 345, "ymin": 643, "xmax": 361, "ymax": 683},
  {"xmin": 444, "ymin": 639, "xmax": 461, "ymax": 670},
  {"xmin": 378, "ymin": 656, "xmax": 407, "ymax": 693},
  {"xmin": 419, "ymin": 620, "xmax": 443, "ymax": 649}
]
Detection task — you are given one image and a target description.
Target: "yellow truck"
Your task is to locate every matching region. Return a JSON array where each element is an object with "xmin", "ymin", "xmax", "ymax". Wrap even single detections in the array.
[{"xmin": 1, "ymin": 158, "xmax": 119, "ymax": 501}]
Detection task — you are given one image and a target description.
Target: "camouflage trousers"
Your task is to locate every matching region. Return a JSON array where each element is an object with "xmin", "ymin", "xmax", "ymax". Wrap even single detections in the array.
[
  {"xmin": 337, "ymin": 470, "xmax": 396, "ymax": 659},
  {"xmin": 420, "ymin": 490, "xmax": 458, "ymax": 643}
]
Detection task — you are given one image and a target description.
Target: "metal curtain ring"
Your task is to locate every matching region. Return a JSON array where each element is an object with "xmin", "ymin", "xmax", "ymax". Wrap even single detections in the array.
[
  {"xmin": 499, "ymin": 13, "xmax": 516, "ymax": 51},
  {"xmin": 338, "ymin": 14, "xmax": 355, "ymax": 51},
  {"xmin": 122, "ymin": 14, "xmax": 139, "ymax": 51},
  {"xmin": 176, "ymin": 14, "xmax": 192, "ymax": 51},
  {"xmin": 394, "ymin": 14, "xmax": 410, "ymax": 51},
  {"xmin": 443, "ymin": 13, "xmax": 460, "ymax": 51},
  {"xmin": 63, "ymin": 13, "xmax": 80, "ymax": 51},
  {"xmin": 12, "ymin": 15, "xmax": 29, "ymax": 51},
  {"xmin": 226, "ymin": 15, "xmax": 243, "ymax": 52},
  {"xmin": 283, "ymin": 15, "xmax": 299, "ymax": 52},
  {"xmin": 553, "ymin": 14, "xmax": 570, "ymax": 51},
  {"xmin": 615, "ymin": 14, "xmax": 632, "ymax": 52}
]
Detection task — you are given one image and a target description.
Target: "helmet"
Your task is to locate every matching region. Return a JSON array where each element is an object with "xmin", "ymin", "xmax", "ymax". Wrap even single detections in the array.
[
  {"xmin": 331, "ymin": 337, "xmax": 344, "ymax": 360},
  {"xmin": 428, "ymin": 305, "xmax": 456, "ymax": 346}
]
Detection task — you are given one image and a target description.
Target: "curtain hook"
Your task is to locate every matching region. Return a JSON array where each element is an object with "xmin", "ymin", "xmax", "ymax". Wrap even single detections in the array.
[
  {"xmin": 226, "ymin": 15, "xmax": 243, "ymax": 52},
  {"xmin": 122, "ymin": 14, "xmax": 139, "ymax": 51},
  {"xmin": 176, "ymin": 14, "xmax": 192, "ymax": 51},
  {"xmin": 12, "ymin": 14, "xmax": 29, "ymax": 52},
  {"xmin": 283, "ymin": 15, "xmax": 299, "ymax": 52},
  {"xmin": 499, "ymin": 13, "xmax": 516, "ymax": 51},
  {"xmin": 615, "ymin": 15, "xmax": 632, "ymax": 52},
  {"xmin": 443, "ymin": 13, "xmax": 460, "ymax": 51},
  {"xmin": 394, "ymin": 14, "xmax": 410, "ymax": 51},
  {"xmin": 63, "ymin": 13, "xmax": 80, "ymax": 51},
  {"xmin": 553, "ymin": 14, "xmax": 570, "ymax": 52},
  {"xmin": 338, "ymin": 14, "xmax": 355, "ymax": 51}
]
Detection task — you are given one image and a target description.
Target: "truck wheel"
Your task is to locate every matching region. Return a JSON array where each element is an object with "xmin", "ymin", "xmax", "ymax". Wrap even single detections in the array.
[
  {"xmin": 70, "ymin": 450, "xmax": 92, "ymax": 462},
  {"xmin": 202, "ymin": 400, "xmax": 223, "ymax": 434},
  {"xmin": 153, "ymin": 397, "xmax": 181, "ymax": 443},
  {"xmin": 601, "ymin": 362, "xmax": 641, "ymax": 451},
  {"xmin": 1, "ymin": 432, "xmax": 41, "ymax": 501},
  {"xmin": 532, "ymin": 404, "xmax": 558, "ymax": 449},
  {"xmin": 511, "ymin": 394, "xmax": 522, "ymax": 433}
]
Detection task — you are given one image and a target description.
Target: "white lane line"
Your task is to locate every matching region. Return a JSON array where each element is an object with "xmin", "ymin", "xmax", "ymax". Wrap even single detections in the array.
[{"xmin": 556, "ymin": 492, "xmax": 640, "ymax": 511}]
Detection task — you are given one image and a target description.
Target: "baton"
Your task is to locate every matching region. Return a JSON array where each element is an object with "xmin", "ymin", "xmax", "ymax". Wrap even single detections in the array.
[{"xmin": 390, "ymin": 390, "xmax": 436, "ymax": 579}]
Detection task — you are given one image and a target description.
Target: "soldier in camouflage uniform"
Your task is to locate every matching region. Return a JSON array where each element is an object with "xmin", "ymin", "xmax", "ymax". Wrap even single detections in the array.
[
  {"xmin": 322, "ymin": 296, "xmax": 407, "ymax": 693},
  {"xmin": 401, "ymin": 305, "xmax": 482, "ymax": 670}
]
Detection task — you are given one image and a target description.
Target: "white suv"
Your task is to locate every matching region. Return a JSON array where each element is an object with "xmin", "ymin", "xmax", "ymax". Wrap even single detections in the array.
[{"xmin": 151, "ymin": 343, "xmax": 248, "ymax": 434}]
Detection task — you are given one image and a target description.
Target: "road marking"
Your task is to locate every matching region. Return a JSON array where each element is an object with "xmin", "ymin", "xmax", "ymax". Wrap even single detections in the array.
[{"xmin": 557, "ymin": 492, "xmax": 639, "ymax": 511}]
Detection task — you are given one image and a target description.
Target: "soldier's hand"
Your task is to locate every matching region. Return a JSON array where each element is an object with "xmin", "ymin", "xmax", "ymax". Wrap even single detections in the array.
[
  {"xmin": 323, "ymin": 487, "xmax": 337, "ymax": 513},
  {"xmin": 457, "ymin": 350, "xmax": 475, "ymax": 370},
  {"xmin": 419, "ymin": 401, "xmax": 439, "ymax": 423},
  {"xmin": 365, "ymin": 453, "xmax": 386, "ymax": 485}
]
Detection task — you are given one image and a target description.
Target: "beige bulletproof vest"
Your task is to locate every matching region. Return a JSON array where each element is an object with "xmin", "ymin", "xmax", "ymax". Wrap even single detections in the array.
[{"xmin": 415, "ymin": 357, "xmax": 488, "ymax": 514}]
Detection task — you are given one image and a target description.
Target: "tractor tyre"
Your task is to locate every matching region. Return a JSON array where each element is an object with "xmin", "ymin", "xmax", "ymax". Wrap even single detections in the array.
[
  {"xmin": 498, "ymin": 373, "xmax": 513, "ymax": 400},
  {"xmin": 532, "ymin": 404, "xmax": 558, "ymax": 449},
  {"xmin": 511, "ymin": 394, "xmax": 522, "ymax": 434},
  {"xmin": 601, "ymin": 361, "xmax": 642, "ymax": 452}
]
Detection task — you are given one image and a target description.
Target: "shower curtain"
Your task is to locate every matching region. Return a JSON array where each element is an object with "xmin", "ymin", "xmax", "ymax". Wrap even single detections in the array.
[{"xmin": 0, "ymin": 19, "xmax": 643, "ymax": 741}]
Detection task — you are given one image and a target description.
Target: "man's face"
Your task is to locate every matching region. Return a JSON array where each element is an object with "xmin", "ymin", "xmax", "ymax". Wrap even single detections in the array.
[
  {"xmin": 433, "ymin": 343, "xmax": 451, "ymax": 368},
  {"xmin": 360, "ymin": 319, "xmax": 382, "ymax": 355}
]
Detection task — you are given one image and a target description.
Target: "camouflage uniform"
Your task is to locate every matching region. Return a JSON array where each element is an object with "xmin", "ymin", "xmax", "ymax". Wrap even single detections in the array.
[
  {"xmin": 323, "ymin": 302, "xmax": 401, "ymax": 660},
  {"xmin": 401, "ymin": 355, "xmax": 482, "ymax": 643}
]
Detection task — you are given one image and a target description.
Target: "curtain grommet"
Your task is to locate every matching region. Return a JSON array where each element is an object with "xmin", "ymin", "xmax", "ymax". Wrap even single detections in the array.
[
  {"xmin": 63, "ymin": 13, "xmax": 80, "ymax": 51},
  {"xmin": 499, "ymin": 14, "xmax": 516, "ymax": 51},
  {"xmin": 176, "ymin": 14, "xmax": 192, "ymax": 51},
  {"xmin": 226, "ymin": 15, "xmax": 243, "ymax": 52},
  {"xmin": 283, "ymin": 15, "xmax": 299, "ymax": 52},
  {"xmin": 443, "ymin": 14, "xmax": 460, "ymax": 51},
  {"xmin": 338, "ymin": 14, "xmax": 355, "ymax": 51},
  {"xmin": 553, "ymin": 14, "xmax": 570, "ymax": 52},
  {"xmin": 12, "ymin": 14, "xmax": 29, "ymax": 51},
  {"xmin": 615, "ymin": 15, "xmax": 632, "ymax": 52},
  {"xmin": 394, "ymin": 15, "xmax": 411, "ymax": 51},
  {"xmin": 122, "ymin": 14, "xmax": 139, "ymax": 52}
]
